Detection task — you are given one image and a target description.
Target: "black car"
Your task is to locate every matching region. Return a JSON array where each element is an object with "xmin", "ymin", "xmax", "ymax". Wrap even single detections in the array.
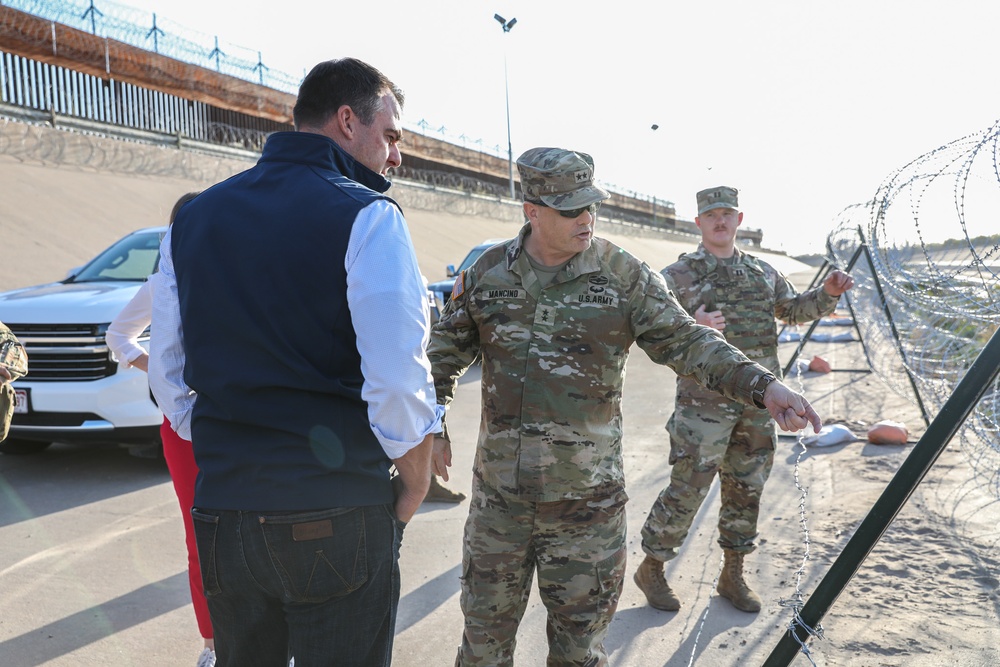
[{"xmin": 427, "ymin": 239, "xmax": 506, "ymax": 315}]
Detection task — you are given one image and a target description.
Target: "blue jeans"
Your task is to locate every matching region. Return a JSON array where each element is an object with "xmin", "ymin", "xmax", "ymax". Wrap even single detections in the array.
[{"xmin": 191, "ymin": 504, "xmax": 404, "ymax": 667}]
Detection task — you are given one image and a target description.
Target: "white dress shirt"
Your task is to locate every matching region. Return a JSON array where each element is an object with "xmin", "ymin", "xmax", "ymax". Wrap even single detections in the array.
[
  {"xmin": 106, "ymin": 280, "xmax": 152, "ymax": 370},
  {"xmin": 148, "ymin": 198, "xmax": 443, "ymax": 458}
]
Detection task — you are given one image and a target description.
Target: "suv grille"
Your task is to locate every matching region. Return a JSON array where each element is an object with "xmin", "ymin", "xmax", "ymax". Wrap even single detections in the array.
[{"xmin": 6, "ymin": 323, "xmax": 118, "ymax": 381}]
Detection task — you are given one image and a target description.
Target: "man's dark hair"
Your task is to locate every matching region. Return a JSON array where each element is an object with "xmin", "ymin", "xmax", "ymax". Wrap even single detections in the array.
[{"xmin": 293, "ymin": 58, "xmax": 404, "ymax": 130}]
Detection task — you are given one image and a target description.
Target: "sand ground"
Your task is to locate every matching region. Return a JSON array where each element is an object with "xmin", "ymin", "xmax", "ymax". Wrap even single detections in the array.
[{"xmin": 1, "ymin": 153, "xmax": 998, "ymax": 666}]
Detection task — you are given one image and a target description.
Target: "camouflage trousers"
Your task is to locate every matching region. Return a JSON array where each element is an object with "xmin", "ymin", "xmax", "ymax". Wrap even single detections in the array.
[
  {"xmin": 455, "ymin": 474, "xmax": 628, "ymax": 667},
  {"xmin": 640, "ymin": 395, "xmax": 776, "ymax": 561}
]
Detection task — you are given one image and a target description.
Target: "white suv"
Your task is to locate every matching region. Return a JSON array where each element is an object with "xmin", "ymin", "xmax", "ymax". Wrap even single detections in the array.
[{"xmin": 0, "ymin": 227, "xmax": 166, "ymax": 454}]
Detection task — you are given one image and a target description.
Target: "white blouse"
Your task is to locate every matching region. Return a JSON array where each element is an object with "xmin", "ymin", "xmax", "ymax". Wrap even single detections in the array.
[{"xmin": 105, "ymin": 280, "xmax": 152, "ymax": 370}]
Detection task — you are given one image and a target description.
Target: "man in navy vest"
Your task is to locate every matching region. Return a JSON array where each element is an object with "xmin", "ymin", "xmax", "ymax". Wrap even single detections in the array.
[{"xmin": 149, "ymin": 58, "xmax": 442, "ymax": 667}]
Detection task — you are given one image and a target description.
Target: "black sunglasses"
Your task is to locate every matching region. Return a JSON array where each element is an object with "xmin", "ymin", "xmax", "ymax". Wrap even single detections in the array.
[{"xmin": 530, "ymin": 200, "xmax": 601, "ymax": 219}]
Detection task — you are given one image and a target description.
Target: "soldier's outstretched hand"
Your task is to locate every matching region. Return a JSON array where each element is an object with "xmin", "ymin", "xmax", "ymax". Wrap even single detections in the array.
[
  {"xmin": 432, "ymin": 435, "xmax": 453, "ymax": 482},
  {"xmin": 763, "ymin": 381, "xmax": 822, "ymax": 433},
  {"xmin": 823, "ymin": 270, "xmax": 854, "ymax": 296}
]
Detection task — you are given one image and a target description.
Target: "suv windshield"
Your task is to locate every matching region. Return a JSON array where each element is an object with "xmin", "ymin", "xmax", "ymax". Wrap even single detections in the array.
[
  {"xmin": 458, "ymin": 245, "xmax": 492, "ymax": 273},
  {"xmin": 69, "ymin": 231, "xmax": 163, "ymax": 282}
]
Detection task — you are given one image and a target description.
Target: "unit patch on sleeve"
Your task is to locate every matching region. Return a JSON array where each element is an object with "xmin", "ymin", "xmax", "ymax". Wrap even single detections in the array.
[{"xmin": 451, "ymin": 271, "xmax": 466, "ymax": 300}]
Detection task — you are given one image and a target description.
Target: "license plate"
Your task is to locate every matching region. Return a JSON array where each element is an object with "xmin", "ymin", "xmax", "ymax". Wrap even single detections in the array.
[{"xmin": 13, "ymin": 388, "xmax": 29, "ymax": 414}]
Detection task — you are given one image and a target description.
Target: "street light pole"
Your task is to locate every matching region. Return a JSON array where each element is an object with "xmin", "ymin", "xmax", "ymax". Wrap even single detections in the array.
[
  {"xmin": 494, "ymin": 13, "xmax": 517, "ymax": 199},
  {"xmin": 650, "ymin": 123, "xmax": 659, "ymax": 225}
]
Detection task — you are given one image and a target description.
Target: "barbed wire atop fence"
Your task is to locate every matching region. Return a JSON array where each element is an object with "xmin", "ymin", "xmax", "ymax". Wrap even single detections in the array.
[
  {"xmin": 4, "ymin": 0, "xmax": 301, "ymax": 91},
  {"xmin": 827, "ymin": 116, "xmax": 1000, "ymax": 498}
]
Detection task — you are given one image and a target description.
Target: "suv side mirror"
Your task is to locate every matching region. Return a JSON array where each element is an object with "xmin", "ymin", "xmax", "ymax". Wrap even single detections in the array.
[{"xmin": 445, "ymin": 264, "xmax": 457, "ymax": 278}]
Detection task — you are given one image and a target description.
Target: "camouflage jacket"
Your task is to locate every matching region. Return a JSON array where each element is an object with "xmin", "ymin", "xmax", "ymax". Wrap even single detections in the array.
[
  {"xmin": 1, "ymin": 321, "xmax": 28, "ymax": 442},
  {"xmin": 428, "ymin": 224, "xmax": 772, "ymax": 501},
  {"xmin": 662, "ymin": 244, "xmax": 838, "ymax": 401}
]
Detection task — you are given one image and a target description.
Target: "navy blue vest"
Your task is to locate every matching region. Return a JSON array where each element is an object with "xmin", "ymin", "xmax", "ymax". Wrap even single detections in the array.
[{"xmin": 171, "ymin": 131, "xmax": 397, "ymax": 510}]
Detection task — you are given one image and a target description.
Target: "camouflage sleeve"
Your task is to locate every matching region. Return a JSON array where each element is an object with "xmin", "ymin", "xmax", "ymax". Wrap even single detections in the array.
[
  {"xmin": 427, "ymin": 271, "xmax": 481, "ymax": 434},
  {"xmin": 0, "ymin": 322, "xmax": 28, "ymax": 380},
  {"xmin": 660, "ymin": 266, "xmax": 677, "ymax": 297},
  {"xmin": 770, "ymin": 265, "xmax": 839, "ymax": 324},
  {"xmin": 658, "ymin": 269, "xmax": 684, "ymax": 309},
  {"xmin": 632, "ymin": 270, "xmax": 766, "ymax": 406}
]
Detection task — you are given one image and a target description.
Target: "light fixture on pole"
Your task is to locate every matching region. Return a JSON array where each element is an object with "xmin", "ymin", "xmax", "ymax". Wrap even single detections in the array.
[{"xmin": 494, "ymin": 13, "xmax": 517, "ymax": 199}]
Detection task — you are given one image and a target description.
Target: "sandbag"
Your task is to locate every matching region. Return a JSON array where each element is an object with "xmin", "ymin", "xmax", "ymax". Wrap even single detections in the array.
[
  {"xmin": 808, "ymin": 356, "xmax": 832, "ymax": 373},
  {"xmin": 867, "ymin": 420, "xmax": 909, "ymax": 445},
  {"xmin": 801, "ymin": 424, "xmax": 857, "ymax": 447}
]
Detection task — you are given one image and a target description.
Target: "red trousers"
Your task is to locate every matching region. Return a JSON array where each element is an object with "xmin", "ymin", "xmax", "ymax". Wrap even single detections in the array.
[{"xmin": 161, "ymin": 417, "xmax": 213, "ymax": 639}]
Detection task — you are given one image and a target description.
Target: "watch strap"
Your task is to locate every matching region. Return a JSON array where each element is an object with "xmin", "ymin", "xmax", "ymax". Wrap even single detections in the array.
[{"xmin": 751, "ymin": 373, "xmax": 777, "ymax": 409}]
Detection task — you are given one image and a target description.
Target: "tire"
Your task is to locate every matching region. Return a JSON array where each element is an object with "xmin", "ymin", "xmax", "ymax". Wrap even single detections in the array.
[{"xmin": 0, "ymin": 438, "xmax": 53, "ymax": 455}]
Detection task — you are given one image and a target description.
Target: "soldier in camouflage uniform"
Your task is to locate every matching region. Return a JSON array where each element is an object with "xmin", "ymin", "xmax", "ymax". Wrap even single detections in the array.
[
  {"xmin": 0, "ymin": 321, "xmax": 28, "ymax": 443},
  {"xmin": 428, "ymin": 152, "xmax": 824, "ymax": 666},
  {"xmin": 635, "ymin": 186, "xmax": 854, "ymax": 614}
]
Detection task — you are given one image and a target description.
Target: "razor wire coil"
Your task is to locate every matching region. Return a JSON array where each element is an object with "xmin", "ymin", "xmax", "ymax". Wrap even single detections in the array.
[{"xmin": 827, "ymin": 117, "xmax": 1000, "ymax": 499}]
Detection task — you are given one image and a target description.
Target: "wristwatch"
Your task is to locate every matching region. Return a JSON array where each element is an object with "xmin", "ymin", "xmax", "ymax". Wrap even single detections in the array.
[{"xmin": 751, "ymin": 373, "xmax": 777, "ymax": 409}]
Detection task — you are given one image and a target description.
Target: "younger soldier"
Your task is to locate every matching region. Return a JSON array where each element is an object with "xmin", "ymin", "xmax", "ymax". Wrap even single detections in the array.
[
  {"xmin": 635, "ymin": 186, "xmax": 854, "ymax": 613},
  {"xmin": 429, "ymin": 152, "xmax": 823, "ymax": 666}
]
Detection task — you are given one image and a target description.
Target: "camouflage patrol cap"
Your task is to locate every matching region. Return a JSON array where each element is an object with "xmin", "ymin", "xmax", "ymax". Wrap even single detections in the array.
[
  {"xmin": 516, "ymin": 147, "xmax": 610, "ymax": 210},
  {"xmin": 696, "ymin": 186, "xmax": 739, "ymax": 214}
]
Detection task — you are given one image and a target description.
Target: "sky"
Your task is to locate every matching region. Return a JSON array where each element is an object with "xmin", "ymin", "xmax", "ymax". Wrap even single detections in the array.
[{"xmin": 114, "ymin": 0, "xmax": 1000, "ymax": 256}]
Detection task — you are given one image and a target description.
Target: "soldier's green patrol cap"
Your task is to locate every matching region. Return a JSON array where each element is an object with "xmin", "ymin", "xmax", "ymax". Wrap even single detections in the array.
[
  {"xmin": 696, "ymin": 186, "xmax": 739, "ymax": 214},
  {"xmin": 516, "ymin": 147, "xmax": 610, "ymax": 210}
]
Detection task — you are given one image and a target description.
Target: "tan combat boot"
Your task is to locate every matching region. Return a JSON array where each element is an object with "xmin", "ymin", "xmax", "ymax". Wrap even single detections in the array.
[
  {"xmin": 633, "ymin": 556, "xmax": 681, "ymax": 611},
  {"xmin": 717, "ymin": 549, "xmax": 762, "ymax": 612},
  {"xmin": 423, "ymin": 475, "xmax": 466, "ymax": 503}
]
